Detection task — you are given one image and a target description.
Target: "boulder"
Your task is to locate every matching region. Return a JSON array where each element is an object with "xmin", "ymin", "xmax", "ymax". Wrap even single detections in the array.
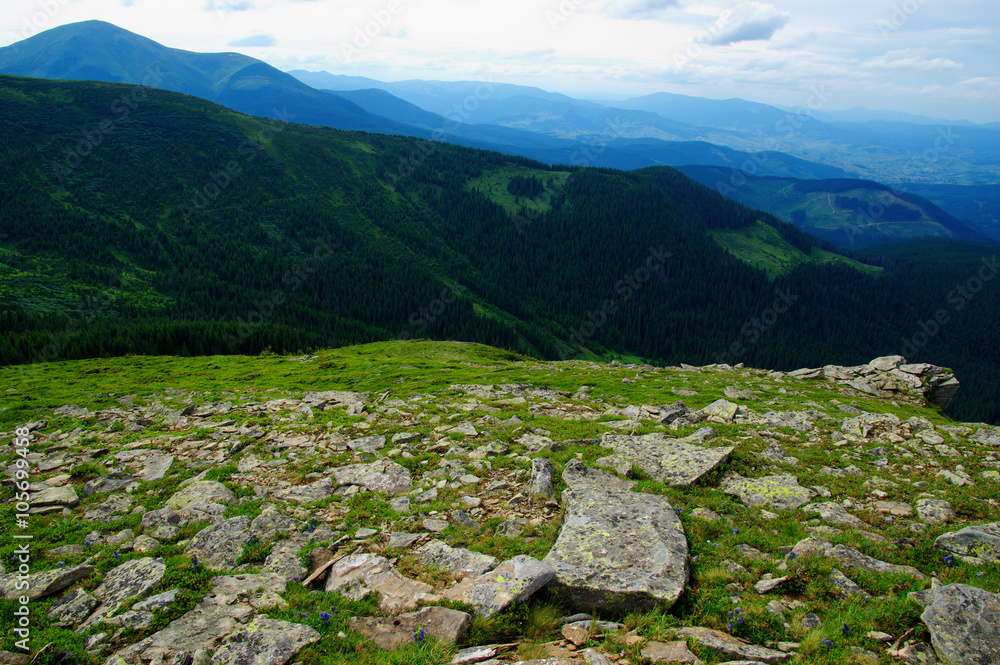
[
  {"xmin": 544, "ymin": 487, "xmax": 688, "ymax": 613},
  {"xmin": 640, "ymin": 641, "xmax": 702, "ymax": 664},
  {"xmin": 324, "ymin": 553, "xmax": 438, "ymax": 612},
  {"xmin": 723, "ymin": 474, "xmax": 812, "ymax": 511},
  {"xmin": 167, "ymin": 481, "xmax": 235, "ymax": 510},
  {"xmin": 562, "ymin": 458, "xmax": 635, "ymax": 492},
  {"xmin": 442, "ymin": 556, "xmax": 554, "ymax": 617},
  {"xmin": 31, "ymin": 486, "xmax": 79, "ymax": 507},
  {"xmin": 141, "ymin": 455, "xmax": 174, "ymax": 482},
  {"xmin": 674, "ymin": 627, "xmax": 791, "ymax": 663},
  {"xmin": 916, "ymin": 499, "xmax": 955, "ymax": 525},
  {"xmin": 802, "ymin": 502, "xmax": 865, "ymax": 528},
  {"xmin": 349, "ymin": 606, "xmax": 471, "ymax": 651},
  {"xmin": 416, "ymin": 539, "xmax": 498, "ymax": 577},
  {"xmin": 332, "ymin": 461, "xmax": 412, "ymax": 495},
  {"xmin": 825, "ymin": 544, "xmax": 926, "ymax": 579},
  {"xmin": 0, "ymin": 563, "xmax": 94, "ymax": 601},
  {"xmin": 83, "ymin": 472, "xmax": 136, "ymax": 496},
  {"xmin": 47, "ymin": 588, "xmax": 99, "ymax": 627},
  {"xmin": 935, "ymin": 522, "xmax": 1000, "ymax": 563},
  {"xmin": 346, "ymin": 435, "xmax": 386, "ymax": 454},
  {"xmin": 83, "ymin": 557, "xmax": 167, "ymax": 627},
  {"xmin": 185, "ymin": 516, "xmax": 252, "ymax": 569},
  {"xmin": 911, "ymin": 584, "xmax": 1000, "ymax": 665},
  {"xmin": 209, "ymin": 617, "xmax": 320, "ymax": 665},
  {"xmin": 600, "ymin": 433, "xmax": 733, "ymax": 487},
  {"xmin": 528, "ymin": 458, "xmax": 556, "ymax": 499}
]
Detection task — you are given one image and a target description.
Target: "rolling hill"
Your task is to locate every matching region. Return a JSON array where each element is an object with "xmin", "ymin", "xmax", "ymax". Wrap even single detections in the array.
[
  {"xmin": 2, "ymin": 74, "xmax": 1000, "ymax": 423},
  {"xmin": 677, "ymin": 166, "xmax": 993, "ymax": 248}
]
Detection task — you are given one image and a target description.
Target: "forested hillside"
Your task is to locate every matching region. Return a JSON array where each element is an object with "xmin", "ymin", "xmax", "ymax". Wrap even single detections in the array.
[{"xmin": 1, "ymin": 75, "xmax": 998, "ymax": 424}]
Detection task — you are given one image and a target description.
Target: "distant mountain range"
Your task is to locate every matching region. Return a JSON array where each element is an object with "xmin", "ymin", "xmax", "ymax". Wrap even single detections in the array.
[{"xmin": 1, "ymin": 20, "xmax": 997, "ymax": 248}]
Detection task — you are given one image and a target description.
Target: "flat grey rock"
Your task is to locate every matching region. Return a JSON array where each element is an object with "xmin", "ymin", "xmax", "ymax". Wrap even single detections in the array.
[
  {"xmin": 825, "ymin": 544, "xmax": 926, "ymax": 579},
  {"xmin": 935, "ymin": 522, "xmax": 1000, "ymax": 562},
  {"xmin": 141, "ymin": 455, "xmax": 174, "ymax": 482},
  {"xmin": 349, "ymin": 606, "xmax": 471, "ymax": 651},
  {"xmin": 911, "ymin": 584, "xmax": 1000, "ymax": 665},
  {"xmin": 544, "ymin": 487, "xmax": 688, "ymax": 613},
  {"xmin": 562, "ymin": 458, "xmax": 635, "ymax": 492},
  {"xmin": 346, "ymin": 435, "xmax": 386, "ymax": 453},
  {"xmin": 529, "ymin": 458, "xmax": 556, "ymax": 499},
  {"xmin": 324, "ymin": 553, "xmax": 437, "ymax": 612},
  {"xmin": 803, "ymin": 502, "xmax": 865, "ymax": 528},
  {"xmin": 47, "ymin": 588, "xmax": 99, "ymax": 627},
  {"xmin": 723, "ymin": 474, "xmax": 811, "ymax": 511},
  {"xmin": 32, "ymin": 486, "xmax": 79, "ymax": 507},
  {"xmin": 674, "ymin": 627, "xmax": 791, "ymax": 663},
  {"xmin": 0, "ymin": 563, "xmax": 94, "ymax": 601},
  {"xmin": 83, "ymin": 557, "xmax": 167, "ymax": 627},
  {"xmin": 332, "ymin": 460, "xmax": 412, "ymax": 495},
  {"xmin": 600, "ymin": 432, "xmax": 733, "ymax": 487},
  {"xmin": 828, "ymin": 569, "xmax": 871, "ymax": 598},
  {"xmin": 185, "ymin": 516, "xmax": 252, "ymax": 569},
  {"xmin": 210, "ymin": 617, "xmax": 320, "ymax": 665},
  {"xmin": 442, "ymin": 555, "xmax": 554, "ymax": 617},
  {"xmin": 167, "ymin": 481, "xmax": 235, "ymax": 510},
  {"xmin": 84, "ymin": 472, "xmax": 136, "ymax": 496},
  {"xmin": 417, "ymin": 539, "xmax": 498, "ymax": 577},
  {"xmin": 249, "ymin": 505, "xmax": 302, "ymax": 541},
  {"xmin": 916, "ymin": 499, "xmax": 955, "ymax": 525}
]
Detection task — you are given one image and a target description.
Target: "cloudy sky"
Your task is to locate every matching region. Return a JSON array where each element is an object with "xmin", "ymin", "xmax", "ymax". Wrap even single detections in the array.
[{"xmin": 3, "ymin": 0, "xmax": 999, "ymax": 122}]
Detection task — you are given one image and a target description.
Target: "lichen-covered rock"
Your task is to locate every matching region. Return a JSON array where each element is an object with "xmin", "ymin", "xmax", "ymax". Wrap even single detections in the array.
[
  {"xmin": 562, "ymin": 459, "xmax": 635, "ymax": 492},
  {"xmin": 825, "ymin": 544, "xmax": 926, "ymax": 579},
  {"xmin": 723, "ymin": 474, "xmax": 812, "ymax": 511},
  {"xmin": 911, "ymin": 584, "xmax": 1000, "ymax": 665},
  {"xmin": 529, "ymin": 458, "xmax": 556, "ymax": 499},
  {"xmin": 262, "ymin": 534, "xmax": 310, "ymax": 581},
  {"xmin": 84, "ymin": 472, "xmax": 137, "ymax": 496},
  {"xmin": 349, "ymin": 606, "xmax": 471, "ymax": 651},
  {"xmin": 185, "ymin": 516, "xmax": 252, "ymax": 569},
  {"xmin": 544, "ymin": 487, "xmax": 688, "ymax": 613},
  {"xmin": 209, "ymin": 617, "xmax": 320, "ymax": 665},
  {"xmin": 167, "ymin": 481, "xmax": 235, "ymax": 510},
  {"xmin": 416, "ymin": 539, "xmax": 498, "ymax": 577},
  {"xmin": 249, "ymin": 505, "xmax": 302, "ymax": 541},
  {"xmin": 600, "ymin": 433, "xmax": 733, "ymax": 487},
  {"xmin": 674, "ymin": 626, "xmax": 791, "ymax": 663},
  {"xmin": 31, "ymin": 486, "xmax": 79, "ymax": 507},
  {"xmin": 935, "ymin": 522, "xmax": 1000, "ymax": 563},
  {"xmin": 916, "ymin": 499, "xmax": 955, "ymax": 525},
  {"xmin": 47, "ymin": 587, "xmax": 99, "ymax": 627},
  {"xmin": 141, "ymin": 504, "xmax": 226, "ymax": 534},
  {"xmin": 803, "ymin": 502, "xmax": 865, "ymax": 528},
  {"xmin": 332, "ymin": 460, "xmax": 412, "ymax": 495},
  {"xmin": 141, "ymin": 455, "xmax": 174, "ymax": 482},
  {"xmin": 0, "ymin": 563, "xmax": 94, "ymax": 601},
  {"xmin": 83, "ymin": 557, "xmax": 167, "ymax": 628},
  {"xmin": 324, "ymin": 553, "xmax": 438, "ymax": 612},
  {"xmin": 442, "ymin": 555, "xmax": 555, "ymax": 617},
  {"xmin": 346, "ymin": 435, "xmax": 386, "ymax": 453}
]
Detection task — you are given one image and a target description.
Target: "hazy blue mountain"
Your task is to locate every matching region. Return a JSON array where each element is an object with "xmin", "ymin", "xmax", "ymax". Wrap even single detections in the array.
[
  {"xmin": 901, "ymin": 183, "xmax": 1000, "ymax": 241},
  {"xmin": 0, "ymin": 20, "xmax": 413, "ymax": 135},
  {"xmin": 809, "ymin": 107, "xmax": 978, "ymax": 126}
]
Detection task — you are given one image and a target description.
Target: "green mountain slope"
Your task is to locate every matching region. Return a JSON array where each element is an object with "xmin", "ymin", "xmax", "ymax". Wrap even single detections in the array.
[
  {"xmin": 677, "ymin": 166, "xmax": 993, "ymax": 248},
  {"xmin": 2, "ymin": 75, "xmax": 1000, "ymax": 424}
]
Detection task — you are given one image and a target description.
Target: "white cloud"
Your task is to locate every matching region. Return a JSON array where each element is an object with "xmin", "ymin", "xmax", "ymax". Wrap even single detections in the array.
[
  {"xmin": 704, "ymin": 2, "xmax": 790, "ymax": 46},
  {"xmin": 862, "ymin": 49, "xmax": 964, "ymax": 72},
  {"xmin": 228, "ymin": 33, "xmax": 276, "ymax": 47},
  {"xmin": 601, "ymin": 0, "xmax": 679, "ymax": 20}
]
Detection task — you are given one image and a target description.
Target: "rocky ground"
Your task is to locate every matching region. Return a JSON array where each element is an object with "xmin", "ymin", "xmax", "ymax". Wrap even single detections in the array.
[{"xmin": 1, "ymin": 342, "xmax": 998, "ymax": 665}]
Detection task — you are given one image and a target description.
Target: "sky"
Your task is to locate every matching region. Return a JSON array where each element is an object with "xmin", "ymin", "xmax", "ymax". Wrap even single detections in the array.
[{"xmin": 2, "ymin": 0, "xmax": 999, "ymax": 123}]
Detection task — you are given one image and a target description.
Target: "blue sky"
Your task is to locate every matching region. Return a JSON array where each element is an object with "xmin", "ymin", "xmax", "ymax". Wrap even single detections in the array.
[{"xmin": 3, "ymin": 0, "xmax": 999, "ymax": 122}]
